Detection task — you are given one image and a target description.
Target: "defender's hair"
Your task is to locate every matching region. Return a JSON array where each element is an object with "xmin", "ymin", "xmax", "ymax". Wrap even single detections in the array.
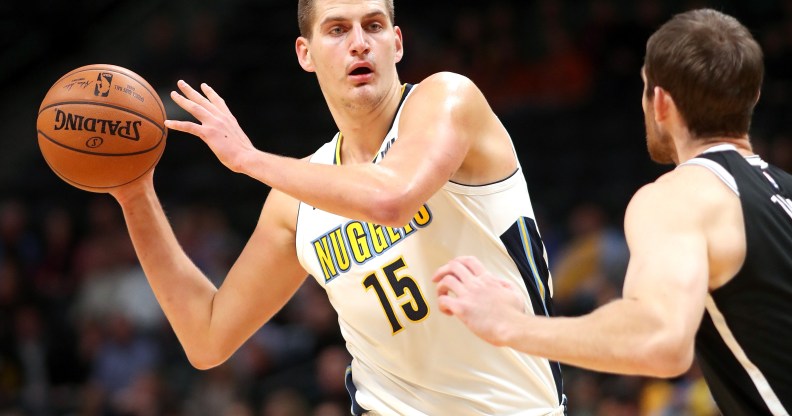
[{"xmin": 644, "ymin": 9, "xmax": 764, "ymax": 138}]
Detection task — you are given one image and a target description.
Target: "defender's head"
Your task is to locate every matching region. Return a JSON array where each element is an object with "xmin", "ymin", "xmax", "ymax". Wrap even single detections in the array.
[{"xmin": 644, "ymin": 8, "xmax": 763, "ymax": 140}]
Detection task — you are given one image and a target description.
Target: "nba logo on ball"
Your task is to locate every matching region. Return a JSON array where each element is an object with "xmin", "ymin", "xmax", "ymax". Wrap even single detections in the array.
[
  {"xmin": 94, "ymin": 72, "xmax": 113, "ymax": 97},
  {"xmin": 36, "ymin": 64, "xmax": 167, "ymax": 193}
]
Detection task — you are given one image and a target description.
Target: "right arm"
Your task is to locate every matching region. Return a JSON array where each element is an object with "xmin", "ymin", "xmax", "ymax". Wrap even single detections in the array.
[
  {"xmin": 434, "ymin": 170, "xmax": 716, "ymax": 377},
  {"xmin": 110, "ymin": 171, "xmax": 308, "ymax": 369},
  {"xmin": 164, "ymin": 74, "xmax": 513, "ymax": 227}
]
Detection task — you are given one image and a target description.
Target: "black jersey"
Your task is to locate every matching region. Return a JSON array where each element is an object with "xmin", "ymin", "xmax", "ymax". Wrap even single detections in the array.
[{"xmin": 683, "ymin": 146, "xmax": 792, "ymax": 415}]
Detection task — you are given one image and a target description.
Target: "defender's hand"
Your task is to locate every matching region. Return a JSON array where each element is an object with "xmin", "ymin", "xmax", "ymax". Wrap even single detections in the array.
[{"xmin": 432, "ymin": 256, "xmax": 527, "ymax": 346}]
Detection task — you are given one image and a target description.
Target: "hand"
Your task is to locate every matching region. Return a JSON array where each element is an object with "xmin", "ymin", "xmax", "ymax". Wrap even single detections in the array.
[
  {"xmin": 164, "ymin": 80, "xmax": 257, "ymax": 173},
  {"xmin": 432, "ymin": 256, "xmax": 527, "ymax": 346}
]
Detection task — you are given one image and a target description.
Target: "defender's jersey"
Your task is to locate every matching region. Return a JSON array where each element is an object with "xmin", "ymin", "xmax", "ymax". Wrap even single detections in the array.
[
  {"xmin": 682, "ymin": 145, "xmax": 792, "ymax": 415},
  {"xmin": 295, "ymin": 84, "xmax": 565, "ymax": 415}
]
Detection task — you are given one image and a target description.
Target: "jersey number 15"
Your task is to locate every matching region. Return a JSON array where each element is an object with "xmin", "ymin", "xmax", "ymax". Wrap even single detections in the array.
[{"xmin": 363, "ymin": 257, "xmax": 430, "ymax": 334}]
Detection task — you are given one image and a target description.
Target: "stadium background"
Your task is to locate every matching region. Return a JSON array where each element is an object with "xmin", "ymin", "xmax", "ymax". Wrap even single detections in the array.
[{"xmin": 1, "ymin": 0, "xmax": 791, "ymax": 414}]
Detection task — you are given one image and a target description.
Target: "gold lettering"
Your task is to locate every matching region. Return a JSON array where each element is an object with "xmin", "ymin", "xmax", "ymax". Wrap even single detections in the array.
[
  {"xmin": 413, "ymin": 204, "xmax": 431, "ymax": 227},
  {"xmin": 329, "ymin": 228, "xmax": 350, "ymax": 271},
  {"xmin": 312, "ymin": 236, "xmax": 337, "ymax": 282},
  {"xmin": 346, "ymin": 222, "xmax": 373, "ymax": 263},
  {"xmin": 385, "ymin": 226, "xmax": 403, "ymax": 245},
  {"xmin": 367, "ymin": 223, "xmax": 389, "ymax": 254}
]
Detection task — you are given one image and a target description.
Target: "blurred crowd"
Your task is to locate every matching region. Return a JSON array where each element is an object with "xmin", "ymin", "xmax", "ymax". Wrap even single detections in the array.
[{"xmin": 3, "ymin": 0, "xmax": 792, "ymax": 414}]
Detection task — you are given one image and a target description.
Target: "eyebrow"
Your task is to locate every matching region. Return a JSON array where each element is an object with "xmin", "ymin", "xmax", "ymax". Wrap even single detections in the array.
[{"xmin": 319, "ymin": 10, "xmax": 388, "ymax": 27}]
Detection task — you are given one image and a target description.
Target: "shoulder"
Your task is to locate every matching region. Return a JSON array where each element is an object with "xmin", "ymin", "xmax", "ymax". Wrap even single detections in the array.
[
  {"xmin": 626, "ymin": 165, "xmax": 738, "ymax": 230},
  {"xmin": 413, "ymin": 72, "xmax": 481, "ymax": 102},
  {"xmin": 402, "ymin": 72, "xmax": 493, "ymax": 124}
]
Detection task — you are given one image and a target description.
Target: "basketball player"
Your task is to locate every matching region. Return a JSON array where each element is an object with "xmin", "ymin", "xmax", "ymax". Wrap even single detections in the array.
[
  {"xmin": 433, "ymin": 9, "xmax": 792, "ymax": 415},
  {"xmin": 108, "ymin": 0, "xmax": 566, "ymax": 414}
]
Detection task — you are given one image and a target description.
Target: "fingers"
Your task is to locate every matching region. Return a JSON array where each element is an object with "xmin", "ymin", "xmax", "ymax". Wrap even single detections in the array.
[
  {"xmin": 437, "ymin": 295, "xmax": 462, "ymax": 316},
  {"xmin": 169, "ymin": 90, "xmax": 215, "ymax": 123},
  {"xmin": 457, "ymin": 255, "xmax": 487, "ymax": 276},
  {"xmin": 435, "ymin": 274, "xmax": 467, "ymax": 298},
  {"xmin": 164, "ymin": 119, "xmax": 202, "ymax": 136},
  {"xmin": 176, "ymin": 80, "xmax": 217, "ymax": 113},
  {"xmin": 201, "ymin": 83, "xmax": 231, "ymax": 113},
  {"xmin": 431, "ymin": 257, "xmax": 476, "ymax": 284},
  {"xmin": 431, "ymin": 263, "xmax": 454, "ymax": 283}
]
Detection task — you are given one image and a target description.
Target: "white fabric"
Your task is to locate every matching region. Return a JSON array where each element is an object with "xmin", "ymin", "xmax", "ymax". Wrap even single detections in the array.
[{"xmin": 295, "ymin": 85, "xmax": 560, "ymax": 415}]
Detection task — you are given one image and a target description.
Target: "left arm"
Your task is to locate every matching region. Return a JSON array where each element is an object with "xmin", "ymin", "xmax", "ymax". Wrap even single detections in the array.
[{"xmin": 434, "ymin": 177, "xmax": 711, "ymax": 377}]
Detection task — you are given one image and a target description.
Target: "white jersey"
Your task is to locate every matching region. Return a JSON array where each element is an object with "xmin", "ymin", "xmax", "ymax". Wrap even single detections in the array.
[{"xmin": 295, "ymin": 84, "xmax": 565, "ymax": 415}]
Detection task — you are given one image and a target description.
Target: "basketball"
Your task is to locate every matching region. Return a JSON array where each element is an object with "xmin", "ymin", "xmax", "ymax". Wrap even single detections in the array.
[{"xmin": 36, "ymin": 64, "xmax": 167, "ymax": 192}]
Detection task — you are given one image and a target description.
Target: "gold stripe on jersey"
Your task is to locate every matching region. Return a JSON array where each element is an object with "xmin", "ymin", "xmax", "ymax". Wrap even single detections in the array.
[{"xmin": 518, "ymin": 216, "xmax": 546, "ymax": 305}]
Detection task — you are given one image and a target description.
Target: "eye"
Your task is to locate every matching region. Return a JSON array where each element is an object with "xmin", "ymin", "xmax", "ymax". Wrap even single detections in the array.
[
  {"xmin": 328, "ymin": 26, "xmax": 345, "ymax": 36},
  {"xmin": 367, "ymin": 22, "xmax": 384, "ymax": 32}
]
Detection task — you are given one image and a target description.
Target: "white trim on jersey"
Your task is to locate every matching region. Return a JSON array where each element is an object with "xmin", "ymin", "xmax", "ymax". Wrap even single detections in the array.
[
  {"xmin": 679, "ymin": 158, "xmax": 739, "ymax": 195},
  {"xmin": 705, "ymin": 296, "xmax": 789, "ymax": 415}
]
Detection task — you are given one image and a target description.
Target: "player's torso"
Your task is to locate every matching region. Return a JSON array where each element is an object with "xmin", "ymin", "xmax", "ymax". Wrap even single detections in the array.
[
  {"xmin": 294, "ymin": 84, "xmax": 563, "ymax": 415},
  {"xmin": 683, "ymin": 146, "xmax": 792, "ymax": 415}
]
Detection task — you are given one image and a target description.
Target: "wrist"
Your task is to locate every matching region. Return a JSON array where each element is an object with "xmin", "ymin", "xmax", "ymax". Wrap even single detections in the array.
[
  {"xmin": 110, "ymin": 172, "xmax": 155, "ymax": 207},
  {"xmin": 230, "ymin": 147, "xmax": 261, "ymax": 176}
]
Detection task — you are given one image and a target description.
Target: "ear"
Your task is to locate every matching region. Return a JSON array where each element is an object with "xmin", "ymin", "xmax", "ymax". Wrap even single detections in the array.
[
  {"xmin": 295, "ymin": 36, "xmax": 315, "ymax": 72},
  {"xmin": 652, "ymin": 87, "xmax": 673, "ymax": 123},
  {"xmin": 393, "ymin": 26, "xmax": 404, "ymax": 64}
]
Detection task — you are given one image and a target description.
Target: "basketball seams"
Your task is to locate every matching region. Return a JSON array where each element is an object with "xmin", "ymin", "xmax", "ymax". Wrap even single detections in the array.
[
  {"xmin": 37, "ymin": 129, "xmax": 164, "ymax": 156},
  {"xmin": 43, "ymin": 148, "xmax": 163, "ymax": 191},
  {"xmin": 47, "ymin": 65, "xmax": 166, "ymax": 121}
]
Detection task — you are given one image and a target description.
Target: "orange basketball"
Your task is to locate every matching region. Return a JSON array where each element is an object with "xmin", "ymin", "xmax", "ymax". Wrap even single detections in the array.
[{"xmin": 36, "ymin": 64, "xmax": 167, "ymax": 192}]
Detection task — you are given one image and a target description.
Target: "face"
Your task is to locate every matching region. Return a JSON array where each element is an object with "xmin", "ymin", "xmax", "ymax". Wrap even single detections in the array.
[
  {"xmin": 296, "ymin": 0, "xmax": 403, "ymax": 112},
  {"xmin": 642, "ymin": 69, "xmax": 676, "ymax": 164}
]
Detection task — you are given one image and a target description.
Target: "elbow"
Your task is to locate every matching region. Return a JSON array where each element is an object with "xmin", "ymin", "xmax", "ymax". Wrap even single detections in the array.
[
  {"xmin": 188, "ymin": 356, "xmax": 224, "ymax": 371},
  {"xmin": 183, "ymin": 344, "xmax": 232, "ymax": 371},
  {"xmin": 366, "ymin": 192, "xmax": 422, "ymax": 228},
  {"xmin": 637, "ymin": 336, "xmax": 695, "ymax": 378}
]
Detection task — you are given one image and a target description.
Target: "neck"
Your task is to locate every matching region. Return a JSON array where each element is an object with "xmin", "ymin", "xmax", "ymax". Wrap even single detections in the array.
[
  {"xmin": 675, "ymin": 135, "xmax": 754, "ymax": 164},
  {"xmin": 328, "ymin": 81, "xmax": 403, "ymax": 164}
]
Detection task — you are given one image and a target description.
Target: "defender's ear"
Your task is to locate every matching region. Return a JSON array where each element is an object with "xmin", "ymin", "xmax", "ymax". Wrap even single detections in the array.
[
  {"xmin": 652, "ymin": 87, "xmax": 672, "ymax": 123},
  {"xmin": 296, "ymin": 36, "xmax": 315, "ymax": 72}
]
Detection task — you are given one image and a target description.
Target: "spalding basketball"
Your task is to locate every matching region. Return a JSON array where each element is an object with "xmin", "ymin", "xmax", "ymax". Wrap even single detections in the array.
[{"xmin": 36, "ymin": 64, "xmax": 167, "ymax": 192}]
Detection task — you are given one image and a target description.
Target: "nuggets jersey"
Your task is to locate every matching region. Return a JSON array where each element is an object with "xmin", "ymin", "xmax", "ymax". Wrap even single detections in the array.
[
  {"xmin": 294, "ymin": 84, "xmax": 565, "ymax": 415},
  {"xmin": 682, "ymin": 145, "xmax": 792, "ymax": 415}
]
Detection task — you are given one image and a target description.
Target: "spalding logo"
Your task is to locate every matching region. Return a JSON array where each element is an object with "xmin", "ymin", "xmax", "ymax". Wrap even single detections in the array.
[
  {"xmin": 53, "ymin": 108, "xmax": 141, "ymax": 141},
  {"xmin": 94, "ymin": 72, "xmax": 113, "ymax": 97},
  {"xmin": 86, "ymin": 137, "xmax": 104, "ymax": 148}
]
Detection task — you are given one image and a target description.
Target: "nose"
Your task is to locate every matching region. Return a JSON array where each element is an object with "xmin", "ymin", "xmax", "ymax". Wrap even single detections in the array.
[{"xmin": 349, "ymin": 24, "xmax": 370, "ymax": 56}]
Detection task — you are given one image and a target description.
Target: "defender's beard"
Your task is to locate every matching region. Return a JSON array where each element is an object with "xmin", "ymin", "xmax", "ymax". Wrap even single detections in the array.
[{"xmin": 644, "ymin": 109, "xmax": 677, "ymax": 165}]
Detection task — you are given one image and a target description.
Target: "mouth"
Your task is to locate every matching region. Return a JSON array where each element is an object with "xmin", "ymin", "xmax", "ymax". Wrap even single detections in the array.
[
  {"xmin": 347, "ymin": 61, "xmax": 374, "ymax": 81},
  {"xmin": 349, "ymin": 67, "xmax": 373, "ymax": 76}
]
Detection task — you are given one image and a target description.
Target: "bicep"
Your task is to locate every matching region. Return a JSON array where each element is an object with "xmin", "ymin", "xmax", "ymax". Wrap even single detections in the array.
[
  {"xmin": 621, "ymin": 185, "xmax": 710, "ymax": 342},
  {"xmin": 209, "ymin": 189, "xmax": 307, "ymax": 352}
]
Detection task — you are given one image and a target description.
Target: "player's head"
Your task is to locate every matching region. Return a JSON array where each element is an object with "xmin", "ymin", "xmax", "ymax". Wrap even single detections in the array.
[
  {"xmin": 295, "ymin": 0, "xmax": 403, "ymax": 112},
  {"xmin": 643, "ymin": 9, "xmax": 763, "ymax": 144},
  {"xmin": 298, "ymin": 0, "xmax": 395, "ymax": 39}
]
